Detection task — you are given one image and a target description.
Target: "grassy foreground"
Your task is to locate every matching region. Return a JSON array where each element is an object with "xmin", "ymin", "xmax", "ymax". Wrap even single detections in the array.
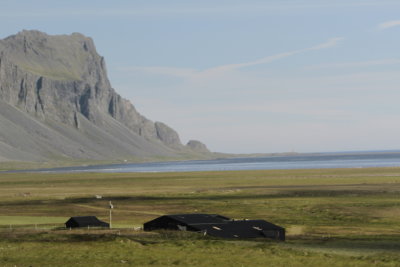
[{"xmin": 0, "ymin": 168, "xmax": 400, "ymax": 266}]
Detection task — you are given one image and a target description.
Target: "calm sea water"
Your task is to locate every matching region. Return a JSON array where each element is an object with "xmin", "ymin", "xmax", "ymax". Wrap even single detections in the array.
[{"xmin": 12, "ymin": 152, "xmax": 400, "ymax": 173}]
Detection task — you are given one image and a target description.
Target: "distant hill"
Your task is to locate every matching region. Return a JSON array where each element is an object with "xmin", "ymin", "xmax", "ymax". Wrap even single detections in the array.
[{"xmin": 0, "ymin": 30, "xmax": 210, "ymax": 163}]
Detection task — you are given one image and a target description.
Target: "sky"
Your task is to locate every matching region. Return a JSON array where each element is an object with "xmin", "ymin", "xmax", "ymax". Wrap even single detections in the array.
[{"xmin": 1, "ymin": 0, "xmax": 400, "ymax": 153}]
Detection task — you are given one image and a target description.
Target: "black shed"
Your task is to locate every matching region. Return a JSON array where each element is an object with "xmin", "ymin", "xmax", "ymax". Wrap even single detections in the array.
[
  {"xmin": 143, "ymin": 214, "xmax": 285, "ymax": 241},
  {"xmin": 65, "ymin": 216, "xmax": 109, "ymax": 228},
  {"xmin": 143, "ymin": 214, "xmax": 230, "ymax": 231}
]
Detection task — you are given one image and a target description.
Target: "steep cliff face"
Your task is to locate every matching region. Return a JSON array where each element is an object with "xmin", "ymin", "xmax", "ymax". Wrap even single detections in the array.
[{"xmin": 0, "ymin": 30, "xmax": 205, "ymax": 162}]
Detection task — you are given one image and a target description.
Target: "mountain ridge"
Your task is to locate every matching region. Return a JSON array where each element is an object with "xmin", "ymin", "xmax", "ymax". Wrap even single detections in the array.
[{"xmin": 0, "ymin": 30, "xmax": 210, "ymax": 163}]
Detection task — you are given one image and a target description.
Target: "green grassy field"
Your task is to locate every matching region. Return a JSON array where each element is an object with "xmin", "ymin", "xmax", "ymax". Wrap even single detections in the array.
[{"xmin": 1, "ymin": 168, "xmax": 400, "ymax": 266}]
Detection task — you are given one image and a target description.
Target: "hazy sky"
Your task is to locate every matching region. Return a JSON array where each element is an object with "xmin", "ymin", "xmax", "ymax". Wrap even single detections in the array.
[{"xmin": 1, "ymin": 0, "xmax": 400, "ymax": 153}]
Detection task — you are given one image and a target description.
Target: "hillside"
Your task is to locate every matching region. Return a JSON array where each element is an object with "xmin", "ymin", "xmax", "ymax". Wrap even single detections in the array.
[{"xmin": 0, "ymin": 30, "xmax": 210, "ymax": 163}]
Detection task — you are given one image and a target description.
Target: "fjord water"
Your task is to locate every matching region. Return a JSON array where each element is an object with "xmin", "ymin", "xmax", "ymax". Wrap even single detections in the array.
[{"xmin": 28, "ymin": 152, "xmax": 400, "ymax": 173}]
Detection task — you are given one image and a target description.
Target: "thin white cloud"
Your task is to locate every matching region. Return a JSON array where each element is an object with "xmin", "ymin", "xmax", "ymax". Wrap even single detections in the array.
[
  {"xmin": 123, "ymin": 37, "xmax": 344, "ymax": 78},
  {"xmin": 205, "ymin": 37, "xmax": 343, "ymax": 73},
  {"xmin": 204, "ymin": 51, "xmax": 300, "ymax": 73},
  {"xmin": 377, "ymin": 20, "xmax": 400, "ymax": 30},
  {"xmin": 309, "ymin": 37, "xmax": 344, "ymax": 50}
]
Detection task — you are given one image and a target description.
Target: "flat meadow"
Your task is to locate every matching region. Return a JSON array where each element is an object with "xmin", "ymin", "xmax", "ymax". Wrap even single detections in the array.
[{"xmin": 0, "ymin": 168, "xmax": 400, "ymax": 266}]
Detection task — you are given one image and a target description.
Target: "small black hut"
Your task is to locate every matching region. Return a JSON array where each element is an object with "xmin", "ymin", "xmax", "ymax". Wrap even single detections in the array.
[
  {"xmin": 143, "ymin": 214, "xmax": 285, "ymax": 241},
  {"xmin": 65, "ymin": 216, "xmax": 109, "ymax": 228}
]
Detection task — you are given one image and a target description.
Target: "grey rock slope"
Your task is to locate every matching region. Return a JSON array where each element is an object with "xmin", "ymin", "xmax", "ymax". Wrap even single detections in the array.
[
  {"xmin": 0, "ymin": 30, "xmax": 208, "ymax": 162},
  {"xmin": 186, "ymin": 140, "xmax": 210, "ymax": 153}
]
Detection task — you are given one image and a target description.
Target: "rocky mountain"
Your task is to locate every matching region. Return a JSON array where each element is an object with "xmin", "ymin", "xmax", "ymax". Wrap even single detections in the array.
[
  {"xmin": 186, "ymin": 140, "xmax": 210, "ymax": 153},
  {"xmin": 0, "ymin": 30, "xmax": 210, "ymax": 163}
]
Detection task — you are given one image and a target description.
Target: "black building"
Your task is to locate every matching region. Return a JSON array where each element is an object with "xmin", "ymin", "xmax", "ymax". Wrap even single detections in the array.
[
  {"xmin": 65, "ymin": 216, "xmax": 109, "ymax": 228},
  {"xmin": 143, "ymin": 214, "xmax": 285, "ymax": 241}
]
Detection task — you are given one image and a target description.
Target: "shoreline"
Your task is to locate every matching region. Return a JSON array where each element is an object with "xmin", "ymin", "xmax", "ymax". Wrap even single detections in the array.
[{"xmin": 2, "ymin": 152, "xmax": 400, "ymax": 174}]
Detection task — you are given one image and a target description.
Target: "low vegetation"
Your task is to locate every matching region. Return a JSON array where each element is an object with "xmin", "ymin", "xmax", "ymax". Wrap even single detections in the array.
[{"xmin": 0, "ymin": 168, "xmax": 400, "ymax": 266}]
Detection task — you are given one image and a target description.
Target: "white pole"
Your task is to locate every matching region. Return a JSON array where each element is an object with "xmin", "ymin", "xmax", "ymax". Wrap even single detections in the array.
[
  {"xmin": 109, "ymin": 208, "xmax": 112, "ymax": 229},
  {"xmin": 109, "ymin": 201, "xmax": 113, "ymax": 229}
]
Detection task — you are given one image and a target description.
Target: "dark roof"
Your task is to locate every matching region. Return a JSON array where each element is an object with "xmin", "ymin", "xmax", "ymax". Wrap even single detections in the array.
[
  {"xmin": 190, "ymin": 220, "xmax": 284, "ymax": 239},
  {"xmin": 143, "ymin": 213, "xmax": 285, "ymax": 240},
  {"xmin": 65, "ymin": 216, "xmax": 109, "ymax": 228},
  {"xmin": 191, "ymin": 219, "xmax": 283, "ymax": 230},
  {"xmin": 165, "ymin": 214, "xmax": 230, "ymax": 225}
]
